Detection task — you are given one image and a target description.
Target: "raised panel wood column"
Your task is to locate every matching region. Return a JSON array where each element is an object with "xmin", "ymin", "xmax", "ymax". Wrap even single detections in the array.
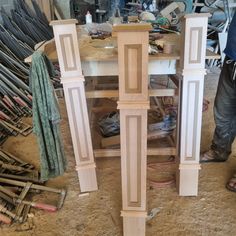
[
  {"xmin": 50, "ymin": 20, "xmax": 97, "ymax": 192},
  {"xmin": 177, "ymin": 14, "xmax": 210, "ymax": 196},
  {"xmin": 113, "ymin": 24, "xmax": 152, "ymax": 236}
]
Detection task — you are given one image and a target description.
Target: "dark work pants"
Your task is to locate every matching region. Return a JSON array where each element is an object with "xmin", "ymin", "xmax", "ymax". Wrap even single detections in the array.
[{"xmin": 211, "ymin": 56, "xmax": 236, "ymax": 160}]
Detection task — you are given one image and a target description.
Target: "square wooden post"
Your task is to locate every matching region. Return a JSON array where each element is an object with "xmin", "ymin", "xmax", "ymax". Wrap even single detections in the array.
[
  {"xmin": 50, "ymin": 20, "xmax": 98, "ymax": 192},
  {"xmin": 177, "ymin": 14, "xmax": 210, "ymax": 196},
  {"xmin": 113, "ymin": 24, "xmax": 152, "ymax": 236}
]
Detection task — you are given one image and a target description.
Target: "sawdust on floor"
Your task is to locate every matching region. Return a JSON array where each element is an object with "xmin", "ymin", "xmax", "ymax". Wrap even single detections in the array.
[{"xmin": 1, "ymin": 71, "xmax": 236, "ymax": 236}]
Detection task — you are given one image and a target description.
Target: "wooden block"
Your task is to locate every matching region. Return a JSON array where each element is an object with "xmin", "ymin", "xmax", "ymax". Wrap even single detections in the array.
[
  {"xmin": 76, "ymin": 164, "xmax": 98, "ymax": 192},
  {"xmin": 177, "ymin": 164, "xmax": 201, "ymax": 196},
  {"xmin": 113, "ymin": 23, "xmax": 152, "ymax": 32},
  {"xmin": 122, "ymin": 211, "xmax": 147, "ymax": 236}
]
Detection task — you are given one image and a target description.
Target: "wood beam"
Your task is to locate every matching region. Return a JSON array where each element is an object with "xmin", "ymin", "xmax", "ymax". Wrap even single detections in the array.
[
  {"xmin": 50, "ymin": 20, "xmax": 98, "ymax": 192},
  {"xmin": 85, "ymin": 89, "xmax": 176, "ymax": 99},
  {"xmin": 114, "ymin": 23, "xmax": 152, "ymax": 236},
  {"xmin": 94, "ymin": 147, "xmax": 177, "ymax": 158},
  {"xmin": 177, "ymin": 13, "xmax": 210, "ymax": 196}
]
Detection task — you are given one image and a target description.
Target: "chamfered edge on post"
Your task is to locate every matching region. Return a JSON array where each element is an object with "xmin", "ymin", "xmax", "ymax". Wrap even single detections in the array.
[
  {"xmin": 50, "ymin": 19, "xmax": 78, "ymax": 26},
  {"xmin": 113, "ymin": 23, "xmax": 153, "ymax": 32},
  {"xmin": 184, "ymin": 13, "xmax": 211, "ymax": 18}
]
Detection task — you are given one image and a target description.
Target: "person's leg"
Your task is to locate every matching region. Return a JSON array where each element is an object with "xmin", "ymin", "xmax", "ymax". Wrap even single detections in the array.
[
  {"xmin": 201, "ymin": 57, "xmax": 236, "ymax": 162},
  {"xmin": 109, "ymin": 0, "xmax": 120, "ymax": 17}
]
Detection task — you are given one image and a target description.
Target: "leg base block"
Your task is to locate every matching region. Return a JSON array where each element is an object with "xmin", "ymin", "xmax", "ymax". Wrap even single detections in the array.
[
  {"xmin": 177, "ymin": 164, "xmax": 201, "ymax": 196},
  {"xmin": 121, "ymin": 211, "xmax": 147, "ymax": 236},
  {"xmin": 76, "ymin": 164, "xmax": 98, "ymax": 192}
]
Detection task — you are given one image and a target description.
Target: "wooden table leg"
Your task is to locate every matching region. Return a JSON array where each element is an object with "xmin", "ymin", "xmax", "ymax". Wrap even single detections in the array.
[
  {"xmin": 114, "ymin": 24, "xmax": 152, "ymax": 236},
  {"xmin": 50, "ymin": 20, "xmax": 97, "ymax": 192},
  {"xmin": 177, "ymin": 13, "xmax": 210, "ymax": 196}
]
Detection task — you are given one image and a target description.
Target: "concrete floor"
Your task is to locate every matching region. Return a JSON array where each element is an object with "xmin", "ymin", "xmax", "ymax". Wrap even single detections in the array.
[{"xmin": 1, "ymin": 71, "xmax": 236, "ymax": 236}]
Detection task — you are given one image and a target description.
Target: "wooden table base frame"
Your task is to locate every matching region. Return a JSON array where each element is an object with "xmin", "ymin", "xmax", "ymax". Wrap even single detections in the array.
[{"xmin": 50, "ymin": 13, "xmax": 210, "ymax": 235}]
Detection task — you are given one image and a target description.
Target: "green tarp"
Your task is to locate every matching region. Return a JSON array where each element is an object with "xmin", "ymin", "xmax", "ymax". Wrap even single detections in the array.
[{"xmin": 30, "ymin": 51, "xmax": 66, "ymax": 181}]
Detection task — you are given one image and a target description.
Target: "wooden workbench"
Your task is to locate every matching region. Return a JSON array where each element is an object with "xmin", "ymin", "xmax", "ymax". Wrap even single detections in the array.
[{"xmin": 25, "ymin": 33, "xmax": 219, "ymax": 76}]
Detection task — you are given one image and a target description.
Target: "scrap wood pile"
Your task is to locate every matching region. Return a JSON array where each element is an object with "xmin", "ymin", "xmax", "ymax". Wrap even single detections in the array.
[
  {"xmin": 0, "ymin": 0, "xmax": 60, "ymax": 144},
  {"xmin": 0, "ymin": 148, "xmax": 66, "ymax": 224}
]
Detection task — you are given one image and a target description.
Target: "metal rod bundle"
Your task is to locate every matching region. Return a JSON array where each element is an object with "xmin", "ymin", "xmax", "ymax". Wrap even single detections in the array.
[
  {"xmin": 11, "ymin": 0, "xmax": 53, "ymax": 43},
  {"xmin": 0, "ymin": 0, "xmax": 60, "ymax": 144},
  {"xmin": 0, "ymin": 7, "xmax": 35, "ymax": 49}
]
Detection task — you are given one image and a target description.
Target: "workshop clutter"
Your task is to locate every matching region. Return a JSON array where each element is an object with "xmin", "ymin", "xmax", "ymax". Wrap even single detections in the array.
[
  {"xmin": 0, "ymin": 0, "xmax": 59, "ymax": 144},
  {"xmin": 60, "ymin": 0, "xmax": 232, "ymax": 63},
  {"xmin": 93, "ymin": 0, "xmax": 232, "ymax": 65},
  {"xmin": 98, "ymin": 111, "xmax": 120, "ymax": 137},
  {"xmin": 0, "ymin": 148, "xmax": 66, "ymax": 224},
  {"xmin": 98, "ymin": 111, "xmax": 177, "ymax": 138}
]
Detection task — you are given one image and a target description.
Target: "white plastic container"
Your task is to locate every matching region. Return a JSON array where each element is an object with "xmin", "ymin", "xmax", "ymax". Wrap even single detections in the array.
[
  {"xmin": 85, "ymin": 11, "xmax": 92, "ymax": 24},
  {"xmin": 152, "ymin": 0, "xmax": 157, "ymax": 11}
]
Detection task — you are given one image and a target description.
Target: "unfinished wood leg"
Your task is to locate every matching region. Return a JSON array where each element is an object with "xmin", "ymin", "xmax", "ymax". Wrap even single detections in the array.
[
  {"xmin": 119, "ymin": 109, "xmax": 148, "ymax": 235},
  {"xmin": 122, "ymin": 211, "xmax": 147, "ymax": 236},
  {"xmin": 50, "ymin": 20, "xmax": 97, "ymax": 192},
  {"xmin": 114, "ymin": 24, "xmax": 152, "ymax": 236},
  {"xmin": 177, "ymin": 14, "xmax": 210, "ymax": 196}
]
